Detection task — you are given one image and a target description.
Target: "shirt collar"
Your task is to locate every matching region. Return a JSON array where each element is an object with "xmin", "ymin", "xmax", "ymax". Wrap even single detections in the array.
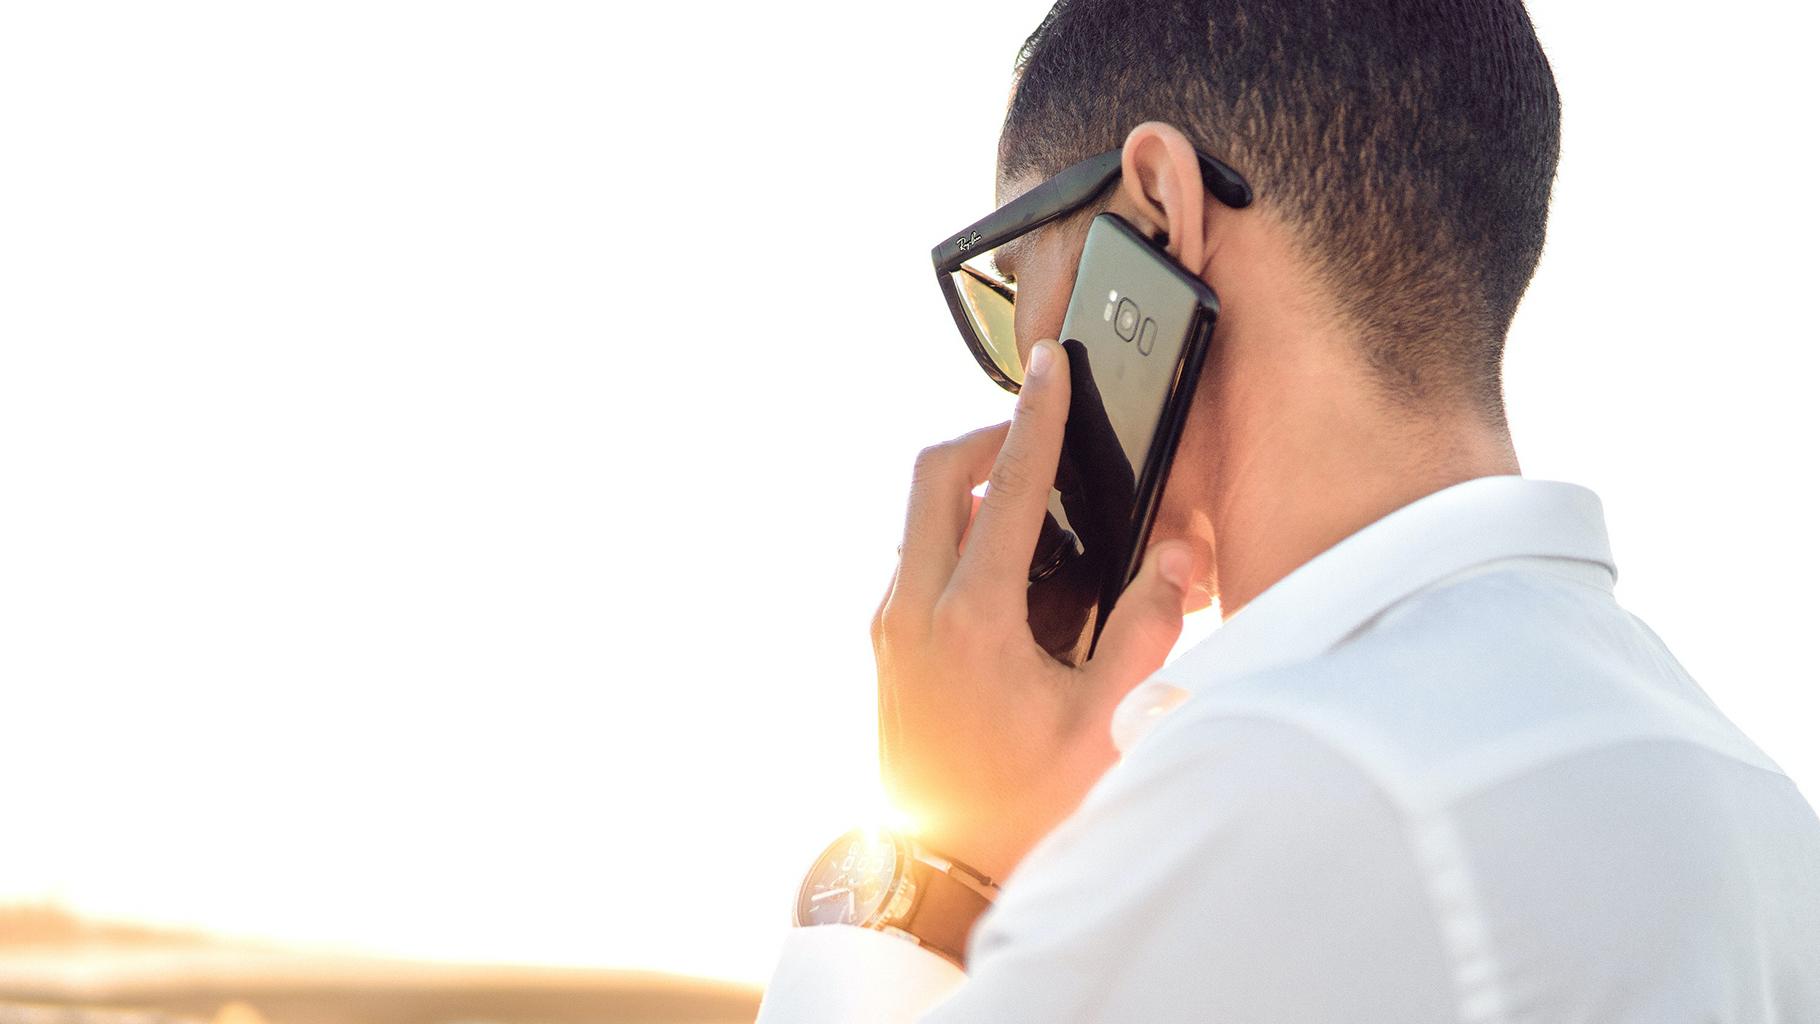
[{"xmin": 1109, "ymin": 475, "xmax": 1618, "ymax": 754}]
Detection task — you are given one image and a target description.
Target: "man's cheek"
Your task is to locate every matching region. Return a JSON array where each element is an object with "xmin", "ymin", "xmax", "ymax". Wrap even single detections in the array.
[{"xmin": 1016, "ymin": 294, "xmax": 1064, "ymax": 360}]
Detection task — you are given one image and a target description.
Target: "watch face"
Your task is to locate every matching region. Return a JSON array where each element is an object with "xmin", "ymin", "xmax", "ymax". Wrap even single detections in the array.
[{"xmin": 796, "ymin": 828, "xmax": 903, "ymax": 927}]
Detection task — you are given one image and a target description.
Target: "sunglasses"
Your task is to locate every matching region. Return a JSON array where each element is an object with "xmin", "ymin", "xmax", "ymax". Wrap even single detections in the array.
[{"xmin": 930, "ymin": 147, "xmax": 1253, "ymax": 393}]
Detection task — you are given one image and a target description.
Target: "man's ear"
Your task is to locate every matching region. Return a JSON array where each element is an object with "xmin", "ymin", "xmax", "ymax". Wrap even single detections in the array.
[{"xmin": 1118, "ymin": 121, "xmax": 1213, "ymax": 278}]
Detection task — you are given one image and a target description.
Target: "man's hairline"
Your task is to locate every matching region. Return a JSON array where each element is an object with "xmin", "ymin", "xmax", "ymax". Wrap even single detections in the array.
[{"xmin": 995, "ymin": 147, "xmax": 1505, "ymax": 422}]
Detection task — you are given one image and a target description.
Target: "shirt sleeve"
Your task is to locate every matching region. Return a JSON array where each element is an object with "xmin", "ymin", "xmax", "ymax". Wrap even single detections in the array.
[
  {"xmin": 915, "ymin": 715, "xmax": 1459, "ymax": 1023},
  {"xmin": 753, "ymin": 922, "xmax": 965, "ymax": 1023}
]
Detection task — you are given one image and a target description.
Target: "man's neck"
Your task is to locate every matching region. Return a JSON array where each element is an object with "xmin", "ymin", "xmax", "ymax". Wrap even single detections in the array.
[{"xmin": 1209, "ymin": 382, "xmax": 1521, "ymax": 620}]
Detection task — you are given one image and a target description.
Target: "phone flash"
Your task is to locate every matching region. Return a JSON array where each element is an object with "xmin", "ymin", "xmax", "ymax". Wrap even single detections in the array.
[
  {"xmin": 1103, "ymin": 303, "xmax": 1115, "ymax": 321},
  {"xmin": 1108, "ymin": 290, "xmax": 1119, "ymax": 301}
]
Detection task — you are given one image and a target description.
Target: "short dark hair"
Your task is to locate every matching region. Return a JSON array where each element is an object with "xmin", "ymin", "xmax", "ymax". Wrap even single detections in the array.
[{"xmin": 999, "ymin": 0, "xmax": 1561, "ymax": 416}]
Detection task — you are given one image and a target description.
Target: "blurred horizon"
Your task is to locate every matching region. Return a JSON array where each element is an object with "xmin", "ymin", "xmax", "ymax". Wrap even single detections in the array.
[{"xmin": 0, "ymin": 903, "xmax": 759, "ymax": 1023}]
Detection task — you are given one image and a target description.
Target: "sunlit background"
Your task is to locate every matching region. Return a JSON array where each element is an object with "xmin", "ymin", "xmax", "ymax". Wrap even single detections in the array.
[{"xmin": 2, "ymin": 0, "xmax": 1816, "ymax": 1000}]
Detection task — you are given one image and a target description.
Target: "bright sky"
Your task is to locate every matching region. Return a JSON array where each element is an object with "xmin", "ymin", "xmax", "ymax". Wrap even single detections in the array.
[{"xmin": 2, "ymin": 0, "xmax": 1815, "ymax": 987}]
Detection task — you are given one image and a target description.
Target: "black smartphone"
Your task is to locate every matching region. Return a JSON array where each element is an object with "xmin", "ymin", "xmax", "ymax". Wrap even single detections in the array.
[{"xmin": 1025, "ymin": 212, "xmax": 1220, "ymax": 665}]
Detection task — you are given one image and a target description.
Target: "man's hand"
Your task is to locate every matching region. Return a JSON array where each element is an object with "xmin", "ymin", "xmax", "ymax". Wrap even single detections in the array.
[{"xmin": 872, "ymin": 338, "xmax": 1195, "ymax": 883}]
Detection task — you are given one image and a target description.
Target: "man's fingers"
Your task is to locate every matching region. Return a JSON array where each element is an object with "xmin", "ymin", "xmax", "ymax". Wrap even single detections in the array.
[
  {"xmin": 892, "ymin": 421, "xmax": 1011, "ymax": 614},
  {"xmin": 949, "ymin": 339, "xmax": 1069, "ymax": 603},
  {"xmin": 1084, "ymin": 539, "xmax": 1193, "ymax": 701},
  {"xmin": 956, "ymin": 492, "xmax": 985, "ymax": 553}
]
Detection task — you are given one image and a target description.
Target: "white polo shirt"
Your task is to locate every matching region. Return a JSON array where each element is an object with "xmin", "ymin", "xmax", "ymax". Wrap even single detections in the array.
[{"xmin": 758, "ymin": 475, "xmax": 1820, "ymax": 1023}]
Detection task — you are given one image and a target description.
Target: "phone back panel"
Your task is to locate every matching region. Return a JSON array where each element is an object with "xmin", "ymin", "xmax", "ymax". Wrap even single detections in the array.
[{"xmin": 1035, "ymin": 212, "xmax": 1219, "ymax": 660}]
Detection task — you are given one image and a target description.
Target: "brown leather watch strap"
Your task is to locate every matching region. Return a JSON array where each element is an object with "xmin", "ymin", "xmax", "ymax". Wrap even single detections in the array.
[{"xmin": 900, "ymin": 856, "xmax": 995, "ymax": 968}]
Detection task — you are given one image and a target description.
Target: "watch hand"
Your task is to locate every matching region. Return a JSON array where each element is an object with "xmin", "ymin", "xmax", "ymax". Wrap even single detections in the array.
[{"xmin": 810, "ymin": 887, "xmax": 852, "ymax": 903}]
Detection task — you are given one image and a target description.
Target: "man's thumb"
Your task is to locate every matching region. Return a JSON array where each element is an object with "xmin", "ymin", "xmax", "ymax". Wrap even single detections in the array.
[{"xmin": 1091, "ymin": 539, "xmax": 1193, "ymax": 691}]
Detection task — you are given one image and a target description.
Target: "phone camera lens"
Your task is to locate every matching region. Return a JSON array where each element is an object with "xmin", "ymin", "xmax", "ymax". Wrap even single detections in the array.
[{"xmin": 1114, "ymin": 297, "xmax": 1139, "ymax": 341}]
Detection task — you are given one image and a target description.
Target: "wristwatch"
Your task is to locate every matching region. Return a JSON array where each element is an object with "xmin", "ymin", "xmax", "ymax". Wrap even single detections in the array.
[{"xmin": 794, "ymin": 828, "xmax": 1000, "ymax": 969}]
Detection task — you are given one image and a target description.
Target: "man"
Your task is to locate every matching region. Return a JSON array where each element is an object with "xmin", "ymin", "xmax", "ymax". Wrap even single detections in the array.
[{"xmin": 759, "ymin": 0, "xmax": 1820, "ymax": 1019}]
